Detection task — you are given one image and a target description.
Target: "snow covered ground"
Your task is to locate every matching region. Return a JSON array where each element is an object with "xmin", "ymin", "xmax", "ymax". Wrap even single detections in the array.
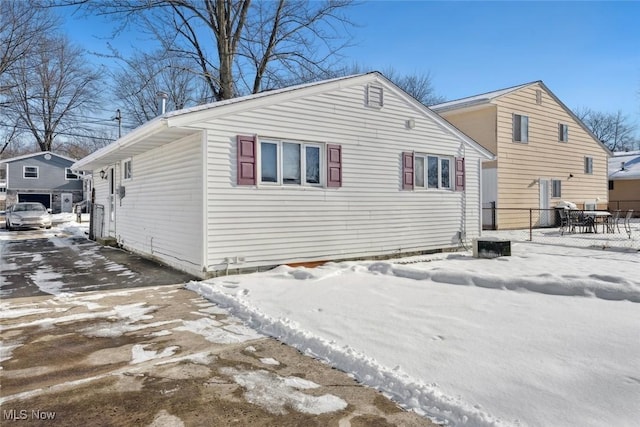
[
  {"xmin": 10, "ymin": 216, "xmax": 638, "ymax": 426},
  {"xmin": 187, "ymin": 244, "xmax": 640, "ymax": 427}
]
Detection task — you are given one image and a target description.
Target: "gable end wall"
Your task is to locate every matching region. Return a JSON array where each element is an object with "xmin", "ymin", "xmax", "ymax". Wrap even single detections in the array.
[
  {"xmin": 493, "ymin": 85, "xmax": 608, "ymax": 228},
  {"xmin": 197, "ymin": 81, "xmax": 485, "ymax": 274}
]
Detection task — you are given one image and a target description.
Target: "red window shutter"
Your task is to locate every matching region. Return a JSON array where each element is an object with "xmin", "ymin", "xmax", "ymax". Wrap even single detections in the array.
[
  {"xmin": 455, "ymin": 157, "xmax": 465, "ymax": 191},
  {"xmin": 402, "ymin": 152, "xmax": 414, "ymax": 190},
  {"xmin": 326, "ymin": 144, "xmax": 342, "ymax": 188},
  {"xmin": 237, "ymin": 135, "xmax": 256, "ymax": 185}
]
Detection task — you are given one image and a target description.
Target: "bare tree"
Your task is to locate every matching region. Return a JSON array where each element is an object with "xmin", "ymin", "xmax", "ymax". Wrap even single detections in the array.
[
  {"xmin": 0, "ymin": 0, "xmax": 57, "ymax": 107},
  {"xmin": 314, "ymin": 64, "xmax": 445, "ymax": 106},
  {"xmin": 4, "ymin": 35, "xmax": 104, "ymax": 152},
  {"xmin": 0, "ymin": 0, "xmax": 57, "ymax": 78},
  {"xmin": 382, "ymin": 68, "xmax": 445, "ymax": 106},
  {"xmin": 574, "ymin": 107, "xmax": 637, "ymax": 151},
  {"xmin": 59, "ymin": 130, "xmax": 114, "ymax": 159},
  {"xmin": 237, "ymin": 0, "xmax": 354, "ymax": 93},
  {"xmin": 73, "ymin": 0, "xmax": 355, "ymax": 100},
  {"xmin": 112, "ymin": 50, "xmax": 212, "ymax": 126}
]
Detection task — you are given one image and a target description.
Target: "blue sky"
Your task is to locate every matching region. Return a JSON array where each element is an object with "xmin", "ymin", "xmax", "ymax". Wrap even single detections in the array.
[
  {"xmin": 60, "ymin": 1, "xmax": 640, "ymax": 131},
  {"xmin": 345, "ymin": 1, "xmax": 639, "ymax": 117}
]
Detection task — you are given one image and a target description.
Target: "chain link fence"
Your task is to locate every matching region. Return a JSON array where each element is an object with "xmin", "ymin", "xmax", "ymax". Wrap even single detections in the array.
[{"xmin": 481, "ymin": 207, "xmax": 639, "ymax": 251}]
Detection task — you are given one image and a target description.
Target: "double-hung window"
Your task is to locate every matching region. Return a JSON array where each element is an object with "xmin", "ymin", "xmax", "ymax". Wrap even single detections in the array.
[
  {"xmin": 584, "ymin": 156, "xmax": 593, "ymax": 174},
  {"xmin": 414, "ymin": 154, "xmax": 452, "ymax": 190},
  {"xmin": 23, "ymin": 166, "xmax": 38, "ymax": 179},
  {"xmin": 558, "ymin": 124, "xmax": 569, "ymax": 142},
  {"xmin": 65, "ymin": 168, "xmax": 80, "ymax": 180},
  {"xmin": 122, "ymin": 159, "xmax": 132, "ymax": 180},
  {"xmin": 552, "ymin": 179, "xmax": 562, "ymax": 198},
  {"xmin": 260, "ymin": 140, "xmax": 322, "ymax": 186},
  {"xmin": 513, "ymin": 114, "xmax": 529, "ymax": 143}
]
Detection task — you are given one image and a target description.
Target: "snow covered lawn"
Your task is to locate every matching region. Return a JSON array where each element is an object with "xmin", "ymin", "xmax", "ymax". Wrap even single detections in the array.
[{"xmin": 188, "ymin": 244, "xmax": 640, "ymax": 427}]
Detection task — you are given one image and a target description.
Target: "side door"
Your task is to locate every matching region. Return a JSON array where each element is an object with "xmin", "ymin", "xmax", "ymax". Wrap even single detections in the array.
[{"xmin": 539, "ymin": 179, "xmax": 551, "ymax": 226}]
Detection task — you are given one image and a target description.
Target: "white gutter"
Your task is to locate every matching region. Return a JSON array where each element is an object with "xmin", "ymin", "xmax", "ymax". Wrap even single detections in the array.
[{"xmin": 72, "ymin": 117, "xmax": 168, "ymax": 170}]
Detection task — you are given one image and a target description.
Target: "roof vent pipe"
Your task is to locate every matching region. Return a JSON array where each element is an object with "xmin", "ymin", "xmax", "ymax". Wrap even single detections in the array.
[{"xmin": 157, "ymin": 91, "xmax": 168, "ymax": 115}]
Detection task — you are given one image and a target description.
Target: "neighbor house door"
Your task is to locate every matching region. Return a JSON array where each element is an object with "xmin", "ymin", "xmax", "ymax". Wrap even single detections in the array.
[
  {"xmin": 61, "ymin": 193, "xmax": 73, "ymax": 213},
  {"xmin": 539, "ymin": 179, "xmax": 551, "ymax": 226}
]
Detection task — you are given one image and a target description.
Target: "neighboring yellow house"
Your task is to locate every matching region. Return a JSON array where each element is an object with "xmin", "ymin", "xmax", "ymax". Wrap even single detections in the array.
[
  {"xmin": 609, "ymin": 151, "xmax": 640, "ymax": 216},
  {"xmin": 431, "ymin": 81, "xmax": 611, "ymax": 229}
]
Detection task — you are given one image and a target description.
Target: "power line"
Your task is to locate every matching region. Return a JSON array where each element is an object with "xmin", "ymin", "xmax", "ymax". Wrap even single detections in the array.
[{"xmin": 0, "ymin": 123, "xmax": 117, "ymax": 141}]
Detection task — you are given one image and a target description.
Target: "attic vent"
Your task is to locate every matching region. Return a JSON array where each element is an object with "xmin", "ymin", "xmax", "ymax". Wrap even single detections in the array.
[
  {"xmin": 535, "ymin": 89, "xmax": 542, "ymax": 105},
  {"xmin": 366, "ymin": 84, "xmax": 384, "ymax": 108}
]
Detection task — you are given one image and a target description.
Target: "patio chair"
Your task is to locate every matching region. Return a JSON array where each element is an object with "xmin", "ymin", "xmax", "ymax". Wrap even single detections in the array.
[
  {"xmin": 623, "ymin": 209, "xmax": 634, "ymax": 238},
  {"xmin": 607, "ymin": 210, "xmax": 621, "ymax": 233},
  {"xmin": 570, "ymin": 211, "xmax": 594, "ymax": 233},
  {"xmin": 559, "ymin": 209, "xmax": 571, "ymax": 235}
]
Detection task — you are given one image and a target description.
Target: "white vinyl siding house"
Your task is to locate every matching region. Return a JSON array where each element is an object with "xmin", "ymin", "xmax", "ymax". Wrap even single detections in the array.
[{"xmin": 73, "ymin": 73, "xmax": 492, "ymax": 278}]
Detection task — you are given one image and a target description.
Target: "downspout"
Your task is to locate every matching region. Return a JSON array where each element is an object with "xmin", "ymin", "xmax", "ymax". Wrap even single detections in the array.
[
  {"xmin": 478, "ymin": 157, "xmax": 483, "ymax": 238},
  {"xmin": 460, "ymin": 142, "xmax": 468, "ymax": 248},
  {"xmin": 201, "ymin": 130, "xmax": 209, "ymax": 276}
]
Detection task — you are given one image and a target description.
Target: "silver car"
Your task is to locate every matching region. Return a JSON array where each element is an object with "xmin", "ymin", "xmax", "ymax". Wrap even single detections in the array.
[{"xmin": 5, "ymin": 202, "xmax": 52, "ymax": 230}]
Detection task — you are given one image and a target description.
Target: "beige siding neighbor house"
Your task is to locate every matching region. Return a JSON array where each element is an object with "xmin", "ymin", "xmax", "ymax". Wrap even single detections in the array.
[
  {"xmin": 72, "ymin": 72, "xmax": 492, "ymax": 278},
  {"xmin": 609, "ymin": 151, "xmax": 640, "ymax": 216},
  {"xmin": 432, "ymin": 81, "xmax": 611, "ymax": 230}
]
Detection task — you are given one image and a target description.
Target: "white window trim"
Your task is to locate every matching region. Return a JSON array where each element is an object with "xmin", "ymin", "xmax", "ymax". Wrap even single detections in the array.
[
  {"xmin": 23, "ymin": 165, "xmax": 39, "ymax": 179},
  {"xmin": 414, "ymin": 153, "xmax": 454, "ymax": 191},
  {"xmin": 258, "ymin": 139, "xmax": 325, "ymax": 187},
  {"xmin": 65, "ymin": 168, "xmax": 80, "ymax": 180},
  {"xmin": 122, "ymin": 159, "xmax": 132, "ymax": 180}
]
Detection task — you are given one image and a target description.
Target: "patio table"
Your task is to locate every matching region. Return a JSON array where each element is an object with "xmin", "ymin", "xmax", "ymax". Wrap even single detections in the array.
[{"xmin": 583, "ymin": 211, "xmax": 612, "ymax": 234}]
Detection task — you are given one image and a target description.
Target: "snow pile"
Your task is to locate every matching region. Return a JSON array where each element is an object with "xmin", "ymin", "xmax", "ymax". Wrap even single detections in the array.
[{"xmin": 188, "ymin": 243, "xmax": 640, "ymax": 427}]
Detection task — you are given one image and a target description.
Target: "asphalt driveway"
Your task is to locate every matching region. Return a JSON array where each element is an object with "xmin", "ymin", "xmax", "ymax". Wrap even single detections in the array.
[
  {"xmin": 0, "ymin": 226, "xmax": 435, "ymax": 426},
  {"xmin": 0, "ymin": 226, "xmax": 195, "ymax": 299}
]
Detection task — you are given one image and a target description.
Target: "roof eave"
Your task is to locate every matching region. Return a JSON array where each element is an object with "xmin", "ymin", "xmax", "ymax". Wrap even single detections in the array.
[
  {"xmin": 431, "ymin": 98, "xmax": 492, "ymax": 114},
  {"xmin": 72, "ymin": 117, "xmax": 168, "ymax": 171}
]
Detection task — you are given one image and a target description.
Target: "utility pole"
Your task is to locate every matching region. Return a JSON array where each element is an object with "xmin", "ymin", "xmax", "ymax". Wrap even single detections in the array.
[{"xmin": 114, "ymin": 109, "xmax": 122, "ymax": 139}]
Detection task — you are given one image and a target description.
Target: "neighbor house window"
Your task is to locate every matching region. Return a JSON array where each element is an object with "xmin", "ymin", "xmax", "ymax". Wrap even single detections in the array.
[
  {"xmin": 260, "ymin": 140, "xmax": 322, "ymax": 186},
  {"xmin": 414, "ymin": 154, "xmax": 452, "ymax": 190},
  {"xmin": 23, "ymin": 166, "xmax": 38, "ymax": 179},
  {"xmin": 552, "ymin": 179, "xmax": 561, "ymax": 198},
  {"xmin": 65, "ymin": 168, "xmax": 80, "ymax": 180},
  {"xmin": 609, "ymin": 180, "xmax": 614, "ymax": 190},
  {"xmin": 366, "ymin": 84, "xmax": 384, "ymax": 108},
  {"xmin": 123, "ymin": 159, "xmax": 132, "ymax": 180},
  {"xmin": 513, "ymin": 114, "xmax": 529, "ymax": 143},
  {"xmin": 559, "ymin": 124, "xmax": 569, "ymax": 142},
  {"xmin": 584, "ymin": 156, "xmax": 593, "ymax": 174}
]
